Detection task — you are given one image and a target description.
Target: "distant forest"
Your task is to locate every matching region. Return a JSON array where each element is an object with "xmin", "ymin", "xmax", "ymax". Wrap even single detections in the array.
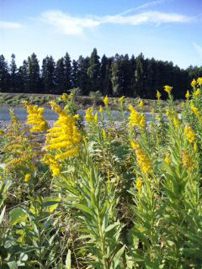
[{"xmin": 0, "ymin": 48, "xmax": 202, "ymax": 99}]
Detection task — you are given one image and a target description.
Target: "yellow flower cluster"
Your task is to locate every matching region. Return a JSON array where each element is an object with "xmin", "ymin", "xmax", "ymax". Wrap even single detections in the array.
[
  {"xmin": 184, "ymin": 125, "xmax": 195, "ymax": 144},
  {"xmin": 190, "ymin": 103, "xmax": 200, "ymax": 118},
  {"xmin": 156, "ymin": 90, "xmax": 161, "ymax": 100},
  {"xmin": 85, "ymin": 107, "xmax": 98, "ymax": 124},
  {"xmin": 138, "ymin": 100, "xmax": 144, "ymax": 108},
  {"xmin": 131, "ymin": 141, "xmax": 151, "ymax": 175},
  {"xmin": 42, "ymin": 154, "xmax": 61, "ymax": 176},
  {"xmin": 191, "ymin": 77, "xmax": 202, "ymax": 88},
  {"xmin": 43, "ymin": 107, "xmax": 82, "ymax": 175},
  {"xmin": 24, "ymin": 173, "xmax": 31, "ymax": 183},
  {"xmin": 49, "ymin": 101, "xmax": 63, "ymax": 114},
  {"xmin": 198, "ymin": 77, "xmax": 202, "ymax": 86},
  {"xmin": 26, "ymin": 104, "xmax": 48, "ymax": 133},
  {"xmin": 164, "ymin": 153, "xmax": 171, "ymax": 165},
  {"xmin": 185, "ymin": 90, "xmax": 190, "ymax": 100},
  {"xmin": 45, "ymin": 112, "xmax": 81, "ymax": 158},
  {"xmin": 60, "ymin": 93, "xmax": 69, "ymax": 102},
  {"xmin": 103, "ymin": 95, "xmax": 109, "ymax": 106},
  {"xmin": 181, "ymin": 151, "xmax": 194, "ymax": 171},
  {"xmin": 193, "ymin": 88, "xmax": 201, "ymax": 98},
  {"xmin": 164, "ymin": 85, "xmax": 173, "ymax": 94},
  {"xmin": 128, "ymin": 105, "xmax": 146, "ymax": 129},
  {"xmin": 136, "ymin": 177, "xmax": 143, "ymax": 192}
]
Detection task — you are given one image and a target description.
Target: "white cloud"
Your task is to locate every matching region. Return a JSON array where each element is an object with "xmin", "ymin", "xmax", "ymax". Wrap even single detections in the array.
[
  {"xmin": 41, "ymin": 10, "xmax": 192, "ymax": 36},
  {"xmin": 193, "ymin": 42, "xmax": 202, "ymax": 58},
  {"xmin": 0, "ymin": 21, "xmax": 22, "ymax": 29},
  {"xmin": 41, "ymin": 10, "xmax": 100, "ymax": 36}
]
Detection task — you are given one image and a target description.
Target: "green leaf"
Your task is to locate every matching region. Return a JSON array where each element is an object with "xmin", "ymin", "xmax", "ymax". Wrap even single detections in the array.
[
  {"xmin": 114, "ymin": 245, "xmax": 125, "ymax": 268},
  {"xmin": 0, "ymin": 206, "xmax": 6, "ymax": 224},
  {"xmin": 7, "ymin": 261, "xmax": 18, "ymax": 269},
  {"xmin": 65, "ymin": 249, "xmax": 71, "ymax": 269},
  {"xmin": 9, "ymin": 207, "xmax": 28, "ymax": 225},
  {"xmin": 43, "ymin": 197, "xmax": 61, "ymax": 213},
  {"xmin": 74, "ymin": 204, "xmax": 93, "ymax": 215}
]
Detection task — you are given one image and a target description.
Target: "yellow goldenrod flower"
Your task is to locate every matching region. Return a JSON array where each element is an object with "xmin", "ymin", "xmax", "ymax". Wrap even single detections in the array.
[
  {"xmin": 25, "ymin": 104, "xmax": 48, "ymax": 133},
  {"xmin": 103, "ymin": 95, "xmax": 109, "ymax": 106},
  {"xmin": 190, "ymin": 103, "xmax": 200, "ymax": 118},
  {"xmin": 181, "ymin": 151, "xmax": 194, "ymax": 171},
  {"xmin": 49, "ymin": 101, "xmax": 63, "ymax": 114},
  {"xmin": 194, "ymin": 142, "xmax": 198, "ymax": 152},
  {"xmin": 191, "ymin": 79, "xmax": 197, "ymax": 88},
  {"xmin": 73, "ymin": 114, "xmax": 80, "ymax": 120},
  {"xmin": 197, "ymin": 77, "xmax": 202, "ymax": 86},
  {"xmin": 42, "ymin": 154, "xmax": 61, "ymax": 176},
  {"xmin": 24, "ymin": 173, "xmax": 31, "ymax": 183},
  {"xmin": 172, "ymin": 116, "xmax": 180, "ymax": 128},
  {"xmin": 164, "ymin": 153, "xmax": 171, "ymax": 165},
  {"xmin": 60, "ymin": 93, "xmax": 69, "ymax": 102},
  {"xmin": 85, "ymin": 107, "xmax": 94, "ymax": 123},
  {"xmin": 164, "ymin": 85, "xmax": 173, "ymax": 94},
  {"xmin": 193, "ymin": 88, "xmax": 201, "ymax": 98},
  {"xmin": 128, "ymin": 105, "xmax": 146, "ymax": 129},
  {"xmin": 185, "ymin": 90, "xmax": 190, "ymax": 100},
  {"xmin": 156, "ymin": 90, "xmax": 161, "ymax": 100},
  {"xmin": 102, "ymin": 129, "xmax": 107, "ymax": 140},
  {"xmin": 138, "ymin": 100, "xmax": 144, "ymax": 108},
  {"xmin": 184, "ymin": 125, "xmax": 196, "ymax": 144},
  {"xmin": 131, "ymin": 141, "xmax": 151, "ymax": 175},
  {"xmin": 99, "ymin": 105, "xmax": 103, "ymax": 113},
  {"xmin": 136, "ymin": 177, "xmax": 143, "ymax": 192},
  {"xmin": 44, "ymin": 108, "xmax": 82, "ymax": 166},
  {"xmin": 94, "ymin": 112, "xmax": 98, "ymax": 124}
]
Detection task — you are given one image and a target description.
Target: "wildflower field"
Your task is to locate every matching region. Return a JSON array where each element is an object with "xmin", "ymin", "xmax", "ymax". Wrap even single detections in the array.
[{"xmin": 1, "ymin": 78, "xmax": 202, "ymax": 269}]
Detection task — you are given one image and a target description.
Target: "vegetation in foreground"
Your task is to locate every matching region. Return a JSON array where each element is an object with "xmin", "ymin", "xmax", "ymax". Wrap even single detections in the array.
[{"xmin": 0, "ymin": 78, "xmax": 202, "ymax": 268}]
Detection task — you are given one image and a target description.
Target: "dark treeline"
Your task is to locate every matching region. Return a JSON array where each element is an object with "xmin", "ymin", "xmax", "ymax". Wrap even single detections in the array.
[{"xmin": 0, "ymin": 48, "xmax": 202, "ymax": 99}]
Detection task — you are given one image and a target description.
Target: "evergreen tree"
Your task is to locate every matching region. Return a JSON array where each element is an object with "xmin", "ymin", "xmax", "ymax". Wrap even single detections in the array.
[
  {"xmin": 135, "ymin": 53, "xmax": 145, "ymax": 97},
  {"xmin": 55, "ymin": 57, "xmax": 66, "ymax": 94},
  {"xmin": 42, "ymin": 56, "xmax": 55, "ymax": 93},
  {"xmin": 64, "ymin": 53, "xmax": 72, "ymax": 91},
  {"xmin": 9, "ymin": 54, "xmax": 18, "ymax": 92},
  {"xmin": 111, "ymin": 54, "xmax": 122, "ymax": 96},
  {"xmin": 77, "ymin": 56, "xmax": 90, "ymax": 95},
  {"xmin": 87, "ymin": 48, "xmax": 101, "ymax": 92},
  {"xmin": 0, "ymin": 55, "xmax": 9, "ymax": 92},
  {"xmin": 18, "ymin": 60, "xmax": 29, "ymax": 92},
  {"xmin": 27, "ymin": 53, "xmax": 40, "ymax": 93},
  {"xmin": 100, "ymin": 55, "xmax": 112, "ymax": 96},
  {"xmin": 111, "ymin": 54, "xmax": 133, "ymax": 97},
  {"xmin": 71, "ymin": 59, "xmax": 79, "ymax": 88}
]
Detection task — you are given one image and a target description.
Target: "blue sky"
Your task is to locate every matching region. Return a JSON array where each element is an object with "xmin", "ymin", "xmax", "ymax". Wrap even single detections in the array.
[{"xmin": 0, "ymin": 0, "xmax": 202, "ymax": 68}]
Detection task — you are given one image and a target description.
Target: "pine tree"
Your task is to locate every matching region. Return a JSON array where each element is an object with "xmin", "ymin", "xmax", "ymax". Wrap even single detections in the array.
[
  {"xmin": 77, "ymin": 56, "xmax": 90, "ymax": 95},
  {"xmin": 0, "ymin": 55, "xmax": 9, "ymax": 92},
  {"xmin": 100, "ymin": 55, "xmax": 112, "ymax": 96},
  {"xmin": 64, "ymin": 53, "xmax": 72, "ymax": 91},
  {"xmin": 71, "ymin": 60, "xmax": 79, "ymax": 88},
  {"xmin": 87, "ymin": 48, "xmax": 101, "ymax": 92},
  {"xmin": 18, "ymin": 60, "xmax": 29, "ymax": 92},
  {"xmin": 135, "ymin": 53, "xmax": 145, "ymax": 97},
  {"xmin": 42, "ymin": 56, "xmax": 55, "ymax": 93},
  {"xmin": 55, "ymin": 57, "xmax": 66, "ymax": 94},
  {"xmin": 27, "ymin": 53, "xmax": 40, "ymax": 93},
  {"xmin": 9, "ymin": 54, "xmax": 18, "ymax": 92}
]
